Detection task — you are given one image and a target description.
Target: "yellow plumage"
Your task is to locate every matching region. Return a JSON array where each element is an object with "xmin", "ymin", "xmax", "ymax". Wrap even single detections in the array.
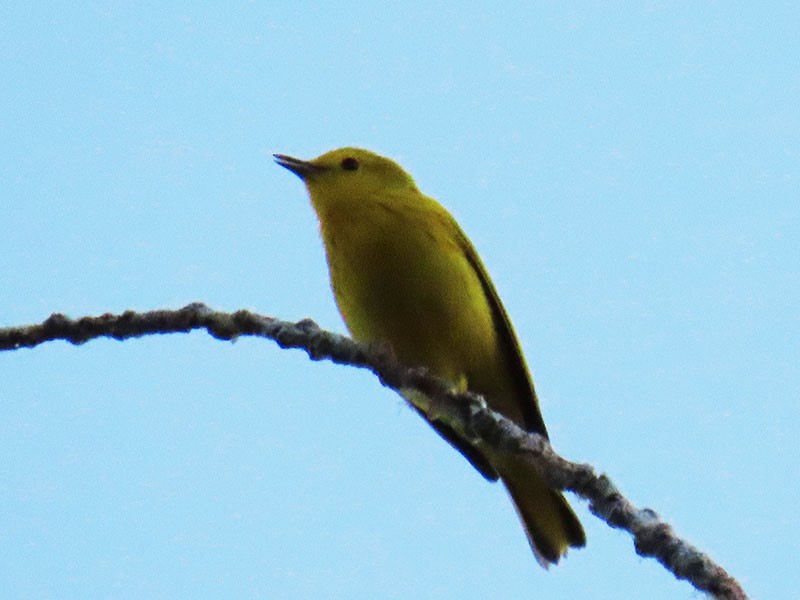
[{"xmin": 275, "ymin": 147, "xmax": 585, "ymax": 566}]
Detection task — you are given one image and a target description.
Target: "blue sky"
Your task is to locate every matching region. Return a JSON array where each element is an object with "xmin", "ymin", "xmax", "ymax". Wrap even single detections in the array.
[{"xmin": 1, "ymin": 3, "xmax": 797, "ymax": 599}]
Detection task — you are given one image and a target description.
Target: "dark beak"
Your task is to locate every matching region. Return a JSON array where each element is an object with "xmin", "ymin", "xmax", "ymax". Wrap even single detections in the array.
[{"xmin": 274, "ymin": 154, "xmax": 323, "ymax": 180}]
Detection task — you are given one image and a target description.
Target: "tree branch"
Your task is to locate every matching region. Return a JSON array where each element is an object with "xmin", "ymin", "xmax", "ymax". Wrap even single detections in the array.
[{"xmin": 0, "ymin": 303, "xmax": 748, "ymax": 600}]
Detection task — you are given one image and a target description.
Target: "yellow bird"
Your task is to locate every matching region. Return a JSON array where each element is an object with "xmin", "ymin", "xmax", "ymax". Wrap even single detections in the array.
[{"xmin": 275, "ymin": 147, "xmax": 585, "ymax": 567}]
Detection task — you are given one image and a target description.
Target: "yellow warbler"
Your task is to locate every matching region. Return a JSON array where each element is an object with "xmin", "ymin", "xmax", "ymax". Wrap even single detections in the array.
[{"xmin": 275, "ymin": 147, "xmax": 585, "ymax": 566}]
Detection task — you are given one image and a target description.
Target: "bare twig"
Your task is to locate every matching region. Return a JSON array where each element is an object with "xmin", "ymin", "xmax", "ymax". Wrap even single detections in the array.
[{"xmin": 0, "ymin": 303, "xmax": 748, "ymax": 600}]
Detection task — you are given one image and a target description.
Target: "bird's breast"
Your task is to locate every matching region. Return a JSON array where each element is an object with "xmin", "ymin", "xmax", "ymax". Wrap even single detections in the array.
[{"xmin": 318, "ymin": 201, "xmax": 500, "ymax": 386}]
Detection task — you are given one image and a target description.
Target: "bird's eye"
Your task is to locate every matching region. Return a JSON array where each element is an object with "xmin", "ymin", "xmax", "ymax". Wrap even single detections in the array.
[{"xmin": 340, "ymin": 157, "xmax": 359, "ymax": 171}]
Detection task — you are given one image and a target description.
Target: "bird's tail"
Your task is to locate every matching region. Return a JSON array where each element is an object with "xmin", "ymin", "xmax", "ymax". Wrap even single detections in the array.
[{"xmin": 501, "ymin": 468, "xmax": 585, "ymax": 567}]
